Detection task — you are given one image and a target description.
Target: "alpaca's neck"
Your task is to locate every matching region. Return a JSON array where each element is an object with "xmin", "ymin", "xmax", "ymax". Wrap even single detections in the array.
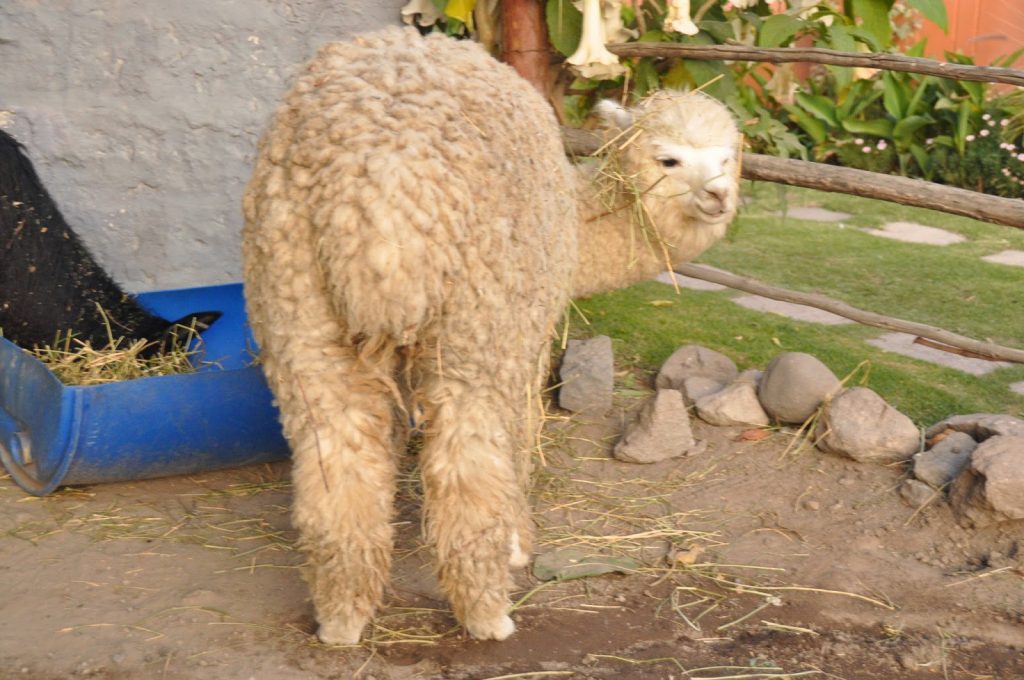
[{"xmin": 571, "ymin": 171, "xmax": 725, "ymax": 299}]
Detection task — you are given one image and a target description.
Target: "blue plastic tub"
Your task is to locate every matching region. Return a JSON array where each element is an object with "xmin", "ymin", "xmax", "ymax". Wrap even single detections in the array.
[{"xmin": 0, "ymin": 283, "xmax": 290, "ymax": 496}]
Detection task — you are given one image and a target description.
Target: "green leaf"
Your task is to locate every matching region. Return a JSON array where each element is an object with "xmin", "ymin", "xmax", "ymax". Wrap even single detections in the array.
[
  {"xmin": 825, "ymin": 24, "xmax": 856, "ymax": 91},
  {"xmin": 841, "ymin": 118, "xmax": 894, "ymax": 137},
  {"xmin": 956, "ymin": 100, "xmax": 972, "ymax": 155},
  {"xmin": 906, "ymin": 75, "xmax": 935, "ymax": 116},
  {"xmin": 632, "ymin": 58, "xmax": 661, "ymax": 99},
  {"xmin": 784, "ymin": 106, "xmax": 828, "ymax": 144},
  {"xmin": 959, "ymin": 79, "xmax": 985, "ymax": 106},
  {"xmin": 637, "ymin": 29, "xmax": 669, "ymax": 43},
  {"xmin": 545, "ymin": 0, "xmax": 582, "ymax": 57},
  {"xmin": 906, "ymin": 38, "xmax": 928, "ymax": 58},
  {"xmin": 893, "ymin": 115, "xmax": 932, "ymax": 144},
  {"xmin": 995, "ymin": 46, "xmax": 1024, "ymax": 69},
  {"xmin": 844, "ymin": 25, "xmax": 884, "ymax": 52},
  {"xmin": 837, "ymin": 79, "xmax": 881, "ymax": 119},
  {"xmin": 909, "ymin": 143, "xmax": 931, "ymax": 174},
  {"xmin": 905, "ymin": 0, "xmax": 948, "ymax": 32},
  {"xmin": 663, "ymin": 61, "xmax": 692, "ymax": 89},
  {"xmin": 882, "ymin": 71, "xmax": 907, "ymax": 119},
  {"xmin": 699, "ymin": 20, "xmax": 735, "ymax": 44},
  {"xmin": 828, "ymin": 23, "xmax": 857, "ymax": 53},
  {"xmin": 795, "ymin": 92, "xmax": 838, "ymax": 127},
  {"xmin": 845, "ymin": 0, "xmax": 895, "ymax": 48},
  {"xmin": 684, "ymin": 59, "xmax": 738, "ymax": 102},
  {"xmin": 757, "ymin": 14, "xmax": 804, "ymax": 48}
]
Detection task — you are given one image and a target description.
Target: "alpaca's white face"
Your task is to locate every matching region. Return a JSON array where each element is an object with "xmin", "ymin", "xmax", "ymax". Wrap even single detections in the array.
[
  {"xmin": 650, "ymin": 142, "xmax": 738, "ymax": 225},
  {"xmin": 595, "ymin": 95, "xmax": 741, "ymax": 229}
]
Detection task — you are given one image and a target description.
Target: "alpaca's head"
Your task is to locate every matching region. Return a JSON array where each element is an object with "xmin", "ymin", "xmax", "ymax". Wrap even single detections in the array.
[{"xmin": 595, "ymin": 91, "xmax": 741, "ymax": 231}]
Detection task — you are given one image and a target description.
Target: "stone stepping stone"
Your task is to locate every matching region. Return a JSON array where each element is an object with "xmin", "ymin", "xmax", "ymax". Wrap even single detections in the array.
[
  {"xmin": 1011, "ymin": 382, "xmax": 1024, "ymax": 396},
  {"xmin": 655, "ymin": 270, "xmax": 728, "ymax": 291},
  {"xmin": 731, "ymin": 295, "xmax": 853, "ymax": 325},
  {"xmin": 780, "ymin": 206, "xmax": 852, "ymax": 222},
  {"xmin": 981, "ymin": 250, "xmax": 1024, "ymax": 268},
  {"xmin": 865, "ymin": 221, "xmax": 965, "ymax": 246},
  {"xmin": 866, "ymin": 332, "xmax": 1011, "ymax": 376}
]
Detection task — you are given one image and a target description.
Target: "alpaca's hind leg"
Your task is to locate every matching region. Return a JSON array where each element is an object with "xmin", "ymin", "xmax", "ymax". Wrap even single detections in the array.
[
  {"xmin": 418, "ymin": 383, "xmax": 529, "ymax": 640},
  {"xmin": 274, "ymin": 348, "xmax": 399, "ymax": 645}
]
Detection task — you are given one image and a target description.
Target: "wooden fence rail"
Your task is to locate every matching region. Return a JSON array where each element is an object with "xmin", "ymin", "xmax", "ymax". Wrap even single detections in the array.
[{"xmin": 606, "ymin": 43, "xmax": 1024, "ymax": 87}]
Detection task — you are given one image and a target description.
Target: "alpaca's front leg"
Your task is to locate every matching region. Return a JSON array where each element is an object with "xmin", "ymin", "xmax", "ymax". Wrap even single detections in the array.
[
  {"xmin": 419, "ymin": 389, "xmax": 528, "ymax": 640},
  {"xmin": 276, "ymin": 352, "xmax": 398, "ymax": 646}
]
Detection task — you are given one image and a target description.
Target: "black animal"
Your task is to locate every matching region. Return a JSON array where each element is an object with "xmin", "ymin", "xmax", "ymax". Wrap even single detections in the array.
[{"xmin": 0, "ymin": 129, "xmax": 219, "ymax": 351}]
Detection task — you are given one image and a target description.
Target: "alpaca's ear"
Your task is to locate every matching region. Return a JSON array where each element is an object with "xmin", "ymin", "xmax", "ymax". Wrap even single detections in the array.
[{"xmin": 594, "ymin": 100, "xmax": 633, "ymax": 130}]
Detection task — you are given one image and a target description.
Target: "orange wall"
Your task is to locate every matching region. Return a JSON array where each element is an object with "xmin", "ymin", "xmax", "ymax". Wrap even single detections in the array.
[{"xmin": 918, "ymin": 0, "xmax": 1024, "ymax": 66}]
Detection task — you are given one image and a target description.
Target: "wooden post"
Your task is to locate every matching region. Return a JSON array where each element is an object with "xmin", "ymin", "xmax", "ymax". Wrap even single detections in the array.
[{"xmin": 501, "ymin": 0, "xmax": 550, "ymax": 95}]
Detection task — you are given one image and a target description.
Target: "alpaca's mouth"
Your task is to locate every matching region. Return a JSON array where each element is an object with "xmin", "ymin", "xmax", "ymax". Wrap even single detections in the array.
[{"xmin": 695, "ymin": 199, "xmax": 734, "ymax": 222}]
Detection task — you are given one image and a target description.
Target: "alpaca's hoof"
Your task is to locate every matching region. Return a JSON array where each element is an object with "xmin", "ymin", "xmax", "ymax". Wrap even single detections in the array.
[
  {"xmin": 316, "ymin": 616, "xmax": 367, "ymax": 646},
  {"xmin": 465, "ymin": 613, "xmax": 516, "ymax": 641}
]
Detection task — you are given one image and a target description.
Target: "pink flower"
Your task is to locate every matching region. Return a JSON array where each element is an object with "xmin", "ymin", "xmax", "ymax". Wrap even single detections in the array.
[
  {"xmin": 854, "ymin": 138, "xmax": 864, "ymax": 145},
  {"xmin": 877, "ymin": 140, "xmax": 888, "ymax": 150},
  {"xmin": 980, "ymin": 129, "xmax": 990, "ymax": 137},
  {"xmin": 1001, "ymin": 119, "xmax": 1010, "ymax": 127},
  {"xmin": 1018, "ymin": 153, "xmax": 1024, "ymax": 161},
  {"xmin": 862, "ymin": 146, "xmax": 872, "ymax": 153},
  {"xmin": 966, "ymin": 134, "xmax": 976, "ymax": 142}
]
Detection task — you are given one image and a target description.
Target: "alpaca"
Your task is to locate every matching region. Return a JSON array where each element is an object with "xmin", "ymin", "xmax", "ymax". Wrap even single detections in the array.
[
  {"xmin": 0, "ymin": 130, "xmax": 219, "ymax": 351},
  {"xmin": 242, "ymin": 26, "xmax": 739, "ymax": 644}
]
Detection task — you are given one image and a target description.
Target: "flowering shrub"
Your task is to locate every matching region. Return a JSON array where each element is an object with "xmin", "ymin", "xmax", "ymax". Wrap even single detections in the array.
[
  {"xmin": 929, "ymin": 110, "xmax": 1024, "ymax": 196},
  {"xmin": 403, "ymin": 0, "xmax": 1024, "ymax": 196}
]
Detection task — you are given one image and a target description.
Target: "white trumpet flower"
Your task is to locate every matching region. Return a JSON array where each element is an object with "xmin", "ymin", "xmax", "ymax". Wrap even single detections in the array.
[
  {"xmin": 400, "ymin": 0, "xmax": 444, "ymax": 27},
  {"xmin": 665, "ymin": 0, "xmax": 699, "ymax": 36},
  {"xmin": 567, "ymin": 0, "xmax": 627, "ymax": 80}
]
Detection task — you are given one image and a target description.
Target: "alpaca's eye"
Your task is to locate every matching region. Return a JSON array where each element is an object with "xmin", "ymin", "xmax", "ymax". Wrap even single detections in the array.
[{"xmin": 657, "ymin": 157, "xmax": 681, "ymax": 168}]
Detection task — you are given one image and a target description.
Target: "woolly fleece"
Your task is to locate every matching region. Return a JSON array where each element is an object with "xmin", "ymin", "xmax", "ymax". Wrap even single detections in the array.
[{"xmin": 242, "ymin": 26, "xmax": 740, "ymax": 644}]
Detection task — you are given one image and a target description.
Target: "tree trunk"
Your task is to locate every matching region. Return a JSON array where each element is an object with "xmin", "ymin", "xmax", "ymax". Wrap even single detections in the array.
[{"xmin": 501, "ymin": 0, "xmax": 550, "ymax": 95}]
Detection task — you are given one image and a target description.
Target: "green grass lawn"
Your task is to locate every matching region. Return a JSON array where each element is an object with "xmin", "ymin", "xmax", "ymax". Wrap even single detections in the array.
[{"xmin": 571, "ymin": 183, "xmax": 1024, "ymax": 426}]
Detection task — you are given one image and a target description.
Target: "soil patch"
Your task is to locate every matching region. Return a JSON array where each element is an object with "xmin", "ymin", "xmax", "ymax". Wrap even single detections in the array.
[{"xmin": 2, "ymin": 394, "xmax": 1022, "ymax": 679}]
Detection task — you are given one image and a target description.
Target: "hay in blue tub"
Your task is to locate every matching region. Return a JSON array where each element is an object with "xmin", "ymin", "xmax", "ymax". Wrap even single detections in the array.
[{"xmin": 0, "ymin": 283, "xmax": 289, "ymax": 496}]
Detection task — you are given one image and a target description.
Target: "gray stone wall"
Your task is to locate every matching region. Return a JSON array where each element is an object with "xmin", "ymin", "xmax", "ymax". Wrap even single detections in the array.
[{"xmin": 0, "ymin": 1, "xmax": 406, "ymax": 291}]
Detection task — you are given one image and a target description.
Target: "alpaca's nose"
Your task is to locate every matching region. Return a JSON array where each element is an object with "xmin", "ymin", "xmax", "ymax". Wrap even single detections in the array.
[
  {"xmin": 703, "ymin": 186, "xmax": 728, "ymax": 206},
  {"xmin": 697, "ymin": 184, "xmax": 731, "ymax": 216}
]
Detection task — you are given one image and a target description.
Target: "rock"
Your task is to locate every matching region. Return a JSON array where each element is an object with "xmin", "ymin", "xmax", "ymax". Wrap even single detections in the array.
[
  {"xmin": 656, "ymin": 345, "xmax": 737, "ymax": 391},
  {"xmin": 533, "ymin": 548, "xmax": 640, "ymax": 581},
  {"xmin": 679, "ymin": 376, "xmax": 724, "ymax": 405},
  {"xmin": 695, "ymin": 379, "xmax": 770, "ymax": 428},
  {"xmin": 736, "ymin": 368, "xmax": 763, "ymax": 385},
  {"xmin": 899, "ymin": 479, "xmax": 937, "ymax": 508},
  {"xmin": 913, "ymin": 431, "xmax": 977, "ymax": 489},
  {"xmin": 926, "ymin": 413, "xmax": 1024, "ymax": 442},
  {"xmin": 949, "ymin": 435, "xmax": 1024, "ymax": 526},
  {"xmin": 559, "ymin": 336, "xmax": 614, "ymax": 415},
  {"xmin": 614, "ymin": 389, "xmax": 697, "ymax": 463},
  {"xmin": 757, "ymin": 352, "xmax": 841, "ymax": 424},
  {"xmin": 815, "ymin": 387, "xmax": 920, "ymax": 463}
]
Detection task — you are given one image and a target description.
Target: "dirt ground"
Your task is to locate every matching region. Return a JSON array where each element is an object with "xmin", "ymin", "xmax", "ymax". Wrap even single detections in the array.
[{"xmin": 2, "ymin": 391, "xmax": 1023, "ymax": 680}]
